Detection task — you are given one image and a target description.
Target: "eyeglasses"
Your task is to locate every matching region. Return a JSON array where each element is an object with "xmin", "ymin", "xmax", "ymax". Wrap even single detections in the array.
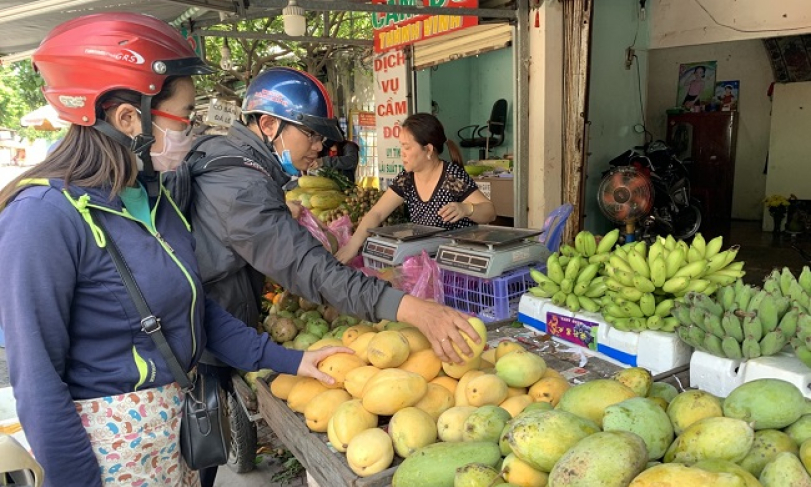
[
  {"xmin": 292, "ymin": 124, "xmax": 327, "ymax": 145},
  {"xmin": 150, "ymin": 109, "xmax": 200, "ymax": 136}
]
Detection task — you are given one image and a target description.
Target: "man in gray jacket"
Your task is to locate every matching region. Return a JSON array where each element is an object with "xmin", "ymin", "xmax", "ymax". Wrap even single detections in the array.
[{"xmin": 171, "ymin": 67, "xmax": 478, "ymax": 485}]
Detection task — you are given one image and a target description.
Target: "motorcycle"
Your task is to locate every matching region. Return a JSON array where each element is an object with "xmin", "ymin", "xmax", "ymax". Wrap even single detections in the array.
[{"xmin": 604, "ymin": 141, "xmax": 702, "ymax": 242}]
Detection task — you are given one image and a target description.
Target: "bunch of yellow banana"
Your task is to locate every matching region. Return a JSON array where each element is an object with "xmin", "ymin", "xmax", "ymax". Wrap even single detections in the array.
[{"xmin": 673, "ymin": 280, "xmax": 796, "ymax": 360}]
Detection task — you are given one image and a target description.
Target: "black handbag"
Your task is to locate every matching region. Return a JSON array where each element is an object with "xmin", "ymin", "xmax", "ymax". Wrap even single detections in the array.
[{"xmin": 94, "ymin": 214, "xmax": 230, "ymax": 471}]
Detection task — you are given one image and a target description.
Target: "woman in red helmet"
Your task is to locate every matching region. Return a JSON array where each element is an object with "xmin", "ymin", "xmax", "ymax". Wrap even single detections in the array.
[{"xmin": 0, "ymin": 13, "xmax": 348, "ymax": 487}]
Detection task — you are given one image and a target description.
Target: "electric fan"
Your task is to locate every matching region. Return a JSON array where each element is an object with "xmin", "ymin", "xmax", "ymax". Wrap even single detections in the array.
[{"xmin": 597, "ymin": 166, "xmax": 654, "ymax": 242}]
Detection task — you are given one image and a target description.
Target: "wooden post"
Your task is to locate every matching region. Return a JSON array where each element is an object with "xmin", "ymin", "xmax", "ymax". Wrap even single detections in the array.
[{"xmin": 561, "ymin": 0, "xmax": 594, "ymax": 245}]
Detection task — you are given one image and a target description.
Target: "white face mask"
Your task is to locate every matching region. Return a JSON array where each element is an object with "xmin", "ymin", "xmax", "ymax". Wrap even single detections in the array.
[{"xmin": 149, "ymin": 123, "xmax": 193, "ymax": 171}]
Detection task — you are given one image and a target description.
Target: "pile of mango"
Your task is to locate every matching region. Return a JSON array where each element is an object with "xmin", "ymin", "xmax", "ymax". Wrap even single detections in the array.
[
  {"xmin": 285, "ymin": 175, "xmax": 347, "ymax": 221},
  {"xmin": 272, "ymin": 319, "xmax": 811, "ymax": 487}
]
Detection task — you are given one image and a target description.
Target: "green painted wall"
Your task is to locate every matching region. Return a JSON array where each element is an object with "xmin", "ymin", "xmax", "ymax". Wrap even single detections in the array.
[
  {"xmin": 585, "ymin": 0, "xmax": 651, "ymax": 234},
  {"xmin": 416, "ymin": 47, "xmax": 514, "ymax": 162}
]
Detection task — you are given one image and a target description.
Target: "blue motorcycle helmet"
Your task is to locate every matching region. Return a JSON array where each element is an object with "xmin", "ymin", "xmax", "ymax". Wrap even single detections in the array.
[{"xmin": 242, "ymin": 67, "xmax": 343, "ymax": 141}]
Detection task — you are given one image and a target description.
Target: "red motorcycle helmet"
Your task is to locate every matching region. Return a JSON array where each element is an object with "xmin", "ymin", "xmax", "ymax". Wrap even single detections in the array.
[{"xmin": 32, "ymin": 12, "xmax": 212, "ymax": 126}]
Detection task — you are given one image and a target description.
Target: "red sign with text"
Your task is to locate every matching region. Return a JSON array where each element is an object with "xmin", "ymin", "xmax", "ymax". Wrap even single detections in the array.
[{"xmin": 372, "ymin": 0, "xmax": 478, "ymax": 53}]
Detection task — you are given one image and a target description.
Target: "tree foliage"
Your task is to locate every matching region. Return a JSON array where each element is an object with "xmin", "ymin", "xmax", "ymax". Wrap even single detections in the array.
[
  {"xmin": 0, "ymin": 60, "xmax": 62, "ymax": 140},
  {"xmin": 198, "ymin": 11, "xmax": 374, "ymax": 111}
]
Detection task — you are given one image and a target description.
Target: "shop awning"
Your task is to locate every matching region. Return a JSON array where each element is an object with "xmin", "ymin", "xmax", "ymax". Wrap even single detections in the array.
[
  {"xmin": 412, "ymin": 23, "xmax": 512, "ymax": 70},
  {"xmin": 0, "ymin": 1, "xmax": 222, "ymax": 63}
]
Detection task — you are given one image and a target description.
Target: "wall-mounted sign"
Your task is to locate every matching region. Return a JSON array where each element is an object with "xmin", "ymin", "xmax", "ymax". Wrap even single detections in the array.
[
  {"xmin": 372, "ymin": 0, "xmax": 479, "ymax": 53},
  {"xmin": 205, "ymin": 99, "xmax": 241, "ymax": 127},
  {"xmin": 179, "ymin": 26, "xmax": 205, "ymax": 60},
  {"xmin": 374, "ymin": 50, "xmax": 408, "ymax": 186}
]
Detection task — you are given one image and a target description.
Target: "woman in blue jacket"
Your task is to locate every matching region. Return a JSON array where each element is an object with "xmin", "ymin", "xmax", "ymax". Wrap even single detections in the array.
[{"xmin": 0, "ymin": 13, "xmax": 347, "ymax": 487}]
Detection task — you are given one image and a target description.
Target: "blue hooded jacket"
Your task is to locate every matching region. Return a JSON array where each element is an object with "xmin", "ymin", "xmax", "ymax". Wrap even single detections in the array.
[{"xmin": 0, "ymin": 178, "xmax": 302, "ymax": 487}]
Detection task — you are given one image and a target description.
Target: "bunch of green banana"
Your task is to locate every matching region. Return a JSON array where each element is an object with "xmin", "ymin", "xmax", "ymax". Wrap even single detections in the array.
[
  {"xmin": 528, "ymin": 251, "xmax": 607, "ymax": 313},
  {"xmin": 673, "ymin": 282, "xmax": 795, "ymax": 360},
  {"xmin": 762, "ymin": 266, "xmax": 811, "ymax": 368}
]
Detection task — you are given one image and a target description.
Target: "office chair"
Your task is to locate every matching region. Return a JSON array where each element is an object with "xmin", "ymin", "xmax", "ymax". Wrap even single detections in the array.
[{"xmin": 458, "ymin": 99, "xmax": 508, "ymax": 160}]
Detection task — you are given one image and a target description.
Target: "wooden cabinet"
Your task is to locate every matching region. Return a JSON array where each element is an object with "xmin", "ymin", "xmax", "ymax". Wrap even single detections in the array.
[{"xmin": 666, "ymin": 112, "xmax": 739, "ymax": 221}]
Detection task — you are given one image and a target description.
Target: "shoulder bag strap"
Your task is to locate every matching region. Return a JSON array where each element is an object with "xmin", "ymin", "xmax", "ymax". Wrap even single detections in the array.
[{"xmin": 92, "ymin": 211, "xmax": 194, "ymax": 391}]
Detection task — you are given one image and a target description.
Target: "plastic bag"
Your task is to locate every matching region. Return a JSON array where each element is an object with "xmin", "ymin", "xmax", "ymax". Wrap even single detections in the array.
[
  {"xmin": 297, "ymin": 206, "xmax": 337, "ymax": 251},
  {"xmin": 327, "ymin": 215, "xmax": 354, "ymax": 247},
  {"xmin": 399, "ymin": 251, "xmax": 445, "ymax": 303}
]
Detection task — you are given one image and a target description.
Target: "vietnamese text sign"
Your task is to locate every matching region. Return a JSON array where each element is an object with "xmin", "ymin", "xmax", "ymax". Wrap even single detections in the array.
[
  {"xmin": 374, "ymin": 50, "xmax": 408, "ymax": 186},
  {"xmin": 205, "ymin": 99, "xmax": 241, "ymax": 127},
  {"xmin": 546, "ymin": 312, "xmax": 598, "ymax": 350},
  {"xmin": 372, "ymin": 0, "xmax": 479, "ymax": 53}
]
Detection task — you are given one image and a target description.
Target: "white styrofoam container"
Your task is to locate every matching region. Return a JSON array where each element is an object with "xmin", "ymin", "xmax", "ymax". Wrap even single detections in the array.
[
  {"xmin": 742, "ymin": 353, "xmax": 811, "ymax": 399},
  {"xmin": 518, "ymin": 295, "xmax": 691, "ymax": 374},
  {"xmin": 517, "ymin": 294, "xmax": 548, "ymax": 332},
  {"xmin": 638, "ymin": 330, "xmax": 693, "ymax": 376},
  {"xmin": 689, "ymin": 351, "xmax": 746, "ymax": 397}
]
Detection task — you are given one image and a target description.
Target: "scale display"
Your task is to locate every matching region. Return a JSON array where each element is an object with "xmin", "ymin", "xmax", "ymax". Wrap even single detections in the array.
[
  {"xmin": 435, "ymin": 226, "xmax": 549, "ymax": 278},
  {"xmin": 362, "ymin": 223, "xmax": 449, "ymax": 267}
]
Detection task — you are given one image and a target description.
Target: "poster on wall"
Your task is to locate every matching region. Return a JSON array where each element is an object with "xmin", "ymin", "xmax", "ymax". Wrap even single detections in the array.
[
  {"xmin": 374, "ymin": 49, "xmax": 408, "ymax": 188},
  {"xmin": 714, "ymin": 81, "xmax": 739, "ymax": 111},
  {"xmin": 676, "ymin": 61, "xmax": 717, "ymax": 111}
]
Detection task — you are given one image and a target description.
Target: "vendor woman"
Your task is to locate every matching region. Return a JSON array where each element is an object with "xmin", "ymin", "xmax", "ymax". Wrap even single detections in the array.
[{"xmin": 336, "ymin": 113, "xmax": 495, "ymax": 264}]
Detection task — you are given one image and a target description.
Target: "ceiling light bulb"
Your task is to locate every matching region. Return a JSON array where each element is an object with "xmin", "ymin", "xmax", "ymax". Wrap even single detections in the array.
[
  {"xmin": 220, "ymin": 43, "xmax": 232, "ymax": 70},
  {"xmin": 283, "ymin": 0, "xmax": 306, "ymax": 37}
]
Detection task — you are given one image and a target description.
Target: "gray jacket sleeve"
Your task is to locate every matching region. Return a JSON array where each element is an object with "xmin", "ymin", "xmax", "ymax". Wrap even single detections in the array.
[{"xmin": 223, "ymin": 172, "xmax": 404, "ymax": 321}]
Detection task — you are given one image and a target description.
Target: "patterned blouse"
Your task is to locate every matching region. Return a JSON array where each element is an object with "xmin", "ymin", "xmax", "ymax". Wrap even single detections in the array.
[{"xmin": 389, "ymin": 160, "xmax": 479, "ymax": 230}]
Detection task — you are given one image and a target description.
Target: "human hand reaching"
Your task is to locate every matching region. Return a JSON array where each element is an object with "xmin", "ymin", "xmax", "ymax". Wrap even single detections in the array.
[
  {"xmin": 335, "ymin": 242, "xmax": 361, "ymax": 264},
  {"xmin": 297, "ymin": 346, "xmax": 355, "ymax": 385},
  {"xmin": 287, "ymin": 200, "xmax": 303, "ymax": 219},
  {"xmin": 397, "ymin": 295, "xmax": 479, "ymax": 363}
]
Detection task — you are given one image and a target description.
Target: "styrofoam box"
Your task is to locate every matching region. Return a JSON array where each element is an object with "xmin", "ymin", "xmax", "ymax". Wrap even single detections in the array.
[
  {"xmin": 689, "ymin": 351, "xmax": 746, "ymax": 398},
  {"xmin": 742, "ymin": 352, "xmax": 811, "ymax": 399},
  {"xmin": 518, "ymin": 294, "xmax": 692, "ymax": 375}
]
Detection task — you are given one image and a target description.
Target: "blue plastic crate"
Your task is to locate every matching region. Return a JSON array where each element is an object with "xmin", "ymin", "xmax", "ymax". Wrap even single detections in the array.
[{"xmin": 442, "ymin": 264, "xmax": 544, "ymax": 322}]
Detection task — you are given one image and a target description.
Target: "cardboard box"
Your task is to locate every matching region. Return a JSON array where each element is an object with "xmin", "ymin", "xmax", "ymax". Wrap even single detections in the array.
[{"xmin": 476, "ymin": 176, "xmax": 514, "ymax": 218}]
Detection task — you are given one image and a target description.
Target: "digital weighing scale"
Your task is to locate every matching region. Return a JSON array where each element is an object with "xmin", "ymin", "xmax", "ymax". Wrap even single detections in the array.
[
  {"xmin": 361, "ymin": 223, "xmax": 450, "ymax": 268},
  {"xmin": 435, "ymin": 225, "xmax": 550, "ymax": 278}
]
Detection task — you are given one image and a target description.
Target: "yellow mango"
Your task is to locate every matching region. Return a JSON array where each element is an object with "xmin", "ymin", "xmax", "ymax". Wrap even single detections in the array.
[
  {"xmin": 437, "ymin": 406, "xmax": 477, "ymax": 442},
  {"xmin": 442, "ymin": 356, "xmax": 483, "ymax": 380},
  {"xmin": 304, "ymin": 389, "xmax": 352, "ymax": 432},
  {"xmin": 362, "ymin": 370, "xmax": 427, "ymax": 416},
  {"xmin": 429, "ymin": 376, "xmax": 458, "ymax": 395},
  {"xmin": 501, "ymin": 452, "xmax": 549, "ymax": 486},
  {"xmin": 629, "ymin": 463, "xmax": 748, "ymax": 487},
  {"xmin": 286, "ymin": 378, "xmax": 329, "ymax": 413},
  {"xmin": 348, "ymin": 332, "xmax": 377, "ymax": 363},
  {"xmin": 466, "ymin": 374, "xmax": 509, "ymax": 407},
  {"xmin": 495, "ymin": 341, "xmax": 526, "ymax": 361},
  {"xmin": 346, "ymin": 428, "xmax": 394, "ymax": 477},
  {"xmin": 666, "ymin": 390, "xmax": 723, "ymax": 435},
  {"xmin": 496, "ymin": 351, "xmax": 547, "ymax": 388},
  {"xmin": 269, "ymin": 374, "xmax": 302, "ymax": 401},
  {"xmin": 556, "ymin": 379, "xmax": 636, "ymax": 427},
  {"xmin": 327, "ymin": 399, "xmax": 378, "ymax": 452},
  {"xmin": 481, "ymin": 347, "xmax": 497, "ymax": 365},
  {"xmin": 451, "ymin": 317, "xmax": 488, "ymax": 363},
  {"xmin": 389, "ymin": 407, "xmax": 438, "ymax": 458},
  {"xmin": 342, "ymin": 325, "xmax": 376, "ymax": 346},
  {"xmin": 367, "ymin": 330, "xmax": 410, "ymax": 368},
  {"xmin": 455, "ymin": 370, "xmax": 485, "ymax": 407},
  {"xmin": 413, "ymin": 383, "xmax": 455, "ymax": 421},
  {"xmin": 316, "ymin": 352, "xmax": 366, "ymax": 389},
  {"xmin": 399, "ymin": 327, "xmax": 432, "ymax": 353},
  {"xmin": 344, "ymin": 365, "xmax": 381, "ymax": 398},
  {"xmin": 527, "ymin": 377, "xmax": 570, "ymax": 407},
  {"xmin": 307, "ymin": 337, "xmax": 343, "ymax": 351},
  {"xmin": 500, "ymin": 394, "xmax": 534, "ymax": 418},
  {"xmin": 398, "ymin": 349, "xmax": 441, "ymax": 381}
]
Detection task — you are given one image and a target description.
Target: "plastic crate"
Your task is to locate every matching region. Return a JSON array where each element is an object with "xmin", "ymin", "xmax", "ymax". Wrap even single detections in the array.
[{"xmin": 443, "ymin": 264, "xmax": 542, "ymax": 322}]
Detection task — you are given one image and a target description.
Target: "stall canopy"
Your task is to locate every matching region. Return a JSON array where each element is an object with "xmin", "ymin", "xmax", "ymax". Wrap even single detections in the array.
[
  {"xmin": 0, "ymin": 0, "xmax": 225, "ymax": 63},
  {"xmin": 20, "ymin": 105, "xmax": 69, "ymax": 131},
  {"xmin": 412, "ymin": 23, "xmax": 512, "ymax": 70}
]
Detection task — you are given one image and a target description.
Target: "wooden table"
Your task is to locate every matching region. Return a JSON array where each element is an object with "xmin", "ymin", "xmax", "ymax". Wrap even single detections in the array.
[{"xmin": 254, "ymin": 321, "xmax": 689, "ymax": 487}]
